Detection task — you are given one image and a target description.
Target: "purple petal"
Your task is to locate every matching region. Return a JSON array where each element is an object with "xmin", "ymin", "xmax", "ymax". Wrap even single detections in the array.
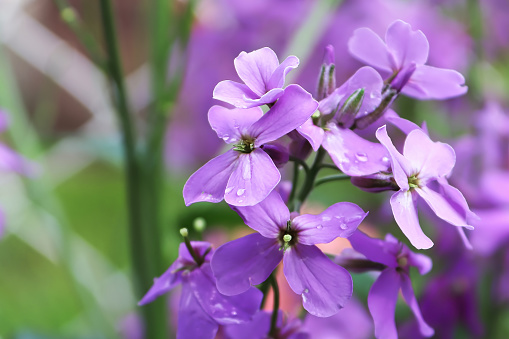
[
  {"xmin": 178, "ymin": 241, "xmax": 214, "ymax": 264},
  {"xmin": 400, "ymin": 273, "xmax": 434, "ymax": 337},
  {"xmin": 224, "ymin": 311, "xmax": 271, "ymax": 339},
  {"xmin": 416, "ymin": 186, "xmax": 474, "ymax": 229},
  {"xmin": 368, "ymin": 269, "xmax": 401, "ymax": 339},
  {"xmin": 385, "ymin": 20, "xmax": 429, "ymax": 68},
  {"xmin": 390, "ymin": 190, "xmax": 434, "ymax": 249},
  {"xmin": 283, "ymin": 244, "xmax": 352, "ymax": 317},
  {"xmin": 261, "ymin": 142, "xmax": 289, "ymax": 168},
  {"xmin": 322, "ymin": 123, "xmax": 390, "ymax": 176},
  {"xmin": 348, "ymin": 27, "xmax": 393, "ymax": 74},
  {"xmin": 385, "ymin": 115, "xmax": 424, "ymax": 135},
  {"xmin": 183, "ymin": 150, "xmax": 238, "ymax": 206},
  {"xmin": 480, "ymin": 170, "xmax": 509, "ymax": 205},
  {"xmin": 245, "ymin": 88, "xmax": 285, "ymax": 107},
  {"xmin": 438, "ymin": 178, "xmax": 479, "ymax": 223},
  {"xmin": 208, "ymin": 105, "xmax": 263, "ymax": 144},
  {"xmin": 402, "ymin": 129, "xmax": 456, "ymax": 179},
  {"xmin": 211, "ymin": 233, "xmax": 282, "ymax": 296},
  {"xmin": 297, "ymin": 118, "xmax": 324, "ymax": 152},
  {"xmin": 375, "ymin": 125, "xmax": 412, "ymax": 190},
  {"xmin": 224, "ymin": 149, "xmax": 280, "ymax": 206},
  {"xmin": 471, "ymin": 208, "xmax": 509, "ymax": 256},
  {"xmin": 407, "ymin": 251, "xmax": 433, "ymax": 275},
  {"xmin": 249, "ymin": 85, "xmax": 318, "ymax": 146},
  {"xmin": 178, "ymin": 282, "xmax": 218, "ymax": 339},
  {"xmin": 402, "ymin": 65, "xmax": 467, "ymax": 100},
  {"xmin": 267, "ymin": 55, "xmax": 299, "ymax": 90},
  {"xmin": 232, "ymin": 190, "xmax": 289, "ymax": 238},
  {"xmin": 189, "ymin": 264, "xmax": 262, "ymax": 325},
  {"xmin": 234, "ymin": 47, "xmax": 279, "ymax": 96},
  {"xmin": 348, "ymin": 231, "xmax": 398, "ymax": 268},
  {"xmin": 212, "ymin": 81, "xmax": 261, "ymax": 108},
  {"xmin": 293, "ymin": 202, "xmax": 367, "ymax": 245},
  {"xmin": 0, "ymin": 144, "xmax": 35, "ymax": 176}
]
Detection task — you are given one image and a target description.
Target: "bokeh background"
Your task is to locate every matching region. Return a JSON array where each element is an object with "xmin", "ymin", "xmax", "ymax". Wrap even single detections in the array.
[{"xmin": 0, "ymin": 0, "xmax": 508, "ymax": 338}]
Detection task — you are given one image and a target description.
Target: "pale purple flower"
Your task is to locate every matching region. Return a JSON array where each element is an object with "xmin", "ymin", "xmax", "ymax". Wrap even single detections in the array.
[
  {"xmin": 213, "ymin": 47, "xmax": 299, "ymax": 108},
  {"xmin": 345, "ymin": 231, "xmax": 434, "ymax": 339},
  {"xmin": 183, "ymin": 85, "xmax": 318, "ymax": 206},
  {"xmin": 376, "ymin": 125, "xmax": 476, "ymax": 249},
  {"xmin": 297, "ymin": 66, "xmax": 392, "ymax": 177},
  {"xmin": 348, "ymin": 20, "xmax": 467, "ymax": 100},
  {"xmin": 139, "ymin": 241, "xmax": 262, "ymax": 339},
  {"xmin": 210, "ymin": 191, "xmax": 367, "ymax": 317}
]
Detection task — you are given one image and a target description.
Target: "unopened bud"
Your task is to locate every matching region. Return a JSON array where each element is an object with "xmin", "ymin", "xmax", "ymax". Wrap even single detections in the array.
[
  {"xmin": 193, "ymin": 218, "xmax": 206, "ymax": 232},
  {"xmin": 337, "ymin": 88, "xmax": 365, "ymax": 129},
  {"xmin": 180, "ymin": 228, "xmax": 189, "ymax": 237},
  {"xmin": 317, "ymin": 45, "xmax": 336, "ymax": 100},
  {"xmin": 350, "ymin": 172, "xmax": 399, "ymax": 193},
  {"xmin": 61, "ymin": 7, "xmax": 77, "ymax": 23}
]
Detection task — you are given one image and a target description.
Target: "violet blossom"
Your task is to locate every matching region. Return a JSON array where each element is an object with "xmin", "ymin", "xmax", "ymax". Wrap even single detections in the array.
[
  {"xmin": 213, "ymin": 47, "xmax": 299, "ymax": 108},
  {"xmin": 297, "ymin": 65, "xmax": 393, "ymax": 177},
  {"xmin": 348, "ymin": 20, "xmax": 467, "ymax": 100},
  {"xmin": 183, "ymin": 84, "xmax": 318, "ymax": 206},
  {"xmin": 376, "ymin": 125, "xmax": 476, "ymax": 249},
  {"xmin": 139, "ymin": 241, "xmax": 262, "ymax": 339},
  {"xmin": 342, "ymin": 231, "xmax": 434, "ymax": 339},
  {"xmin": 210, "ymin": 190, "xmax": 367, "ymax": 317}
]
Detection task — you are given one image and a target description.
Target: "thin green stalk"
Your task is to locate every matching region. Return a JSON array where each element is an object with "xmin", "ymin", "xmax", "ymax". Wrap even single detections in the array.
[
  {"xmin": 319, "ymin": 163, "xmax": 341, "ymax": 172},
  {"xmin": 314, "ymin": 173, "xmax": 350, "ymax": 187},
  {"xmin": 99, "ymin": 1, "xmax": 167, "ymax": 338},
  {"xmin": 289, "ymin": 155, "xmax": 310, "ymax": 174},
  {"xmin": 268, "ymin": 274, "xmax": 280, "ymax": 338},
  {"xmin": 294, "ymin": 147, "xmax": 327, "ymax": 211},
  {"xmin": 53, "ymin": 0, "xmax": 106, "ymax": 71},
  {"xmin": 287, "ymin": 162, "xmax": 300, "ymax": 211}
]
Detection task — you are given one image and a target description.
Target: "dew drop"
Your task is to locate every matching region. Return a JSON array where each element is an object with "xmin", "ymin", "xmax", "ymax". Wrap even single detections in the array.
[
  {"xmin": 232, "ymin": 311, "xmax": 237, "ymax": 316},
  {"xmin": 236, "ymin": 188, "xmax": 245, "ymax": 196},
  {"xmin": 322, "ymin": 216, "xmax": 331, "ymax": 221},
  {"xmin": 304, "ymin": 288, "xmax": 309, "ymax": 293},
  {"xmin": 316, "ymin": 225, "xmax": 323, "ymax": 230},
  {"xmin": 225, "ymin": 187, "xmax": 234, "ymax": 194},
  {"xmin": 340, "ymin": 223, "xmax": 347, "ymax": 229},
  {"xmin": 345, "ymin": 215, "xmax": 363, "ymax": 223},
  {"xmin": 382, "ymin": 156, "xmax": 389, "ymax": 163},
  {"xmin": 355, "ymin": 152, "xmax": 368, "ymax": 162}
]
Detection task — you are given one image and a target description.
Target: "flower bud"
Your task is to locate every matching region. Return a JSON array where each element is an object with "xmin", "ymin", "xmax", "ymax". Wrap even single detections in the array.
[
  {"xmin": 317, "ymin": 45, "xmax": 336, "ymax": 100},
  {"xmin": 336, "ymin": 88, "xmax": 365, "ymax": 129},
  {"xmin": 350, "ymin": 172, "xmax": 399, "ymax": 192}
]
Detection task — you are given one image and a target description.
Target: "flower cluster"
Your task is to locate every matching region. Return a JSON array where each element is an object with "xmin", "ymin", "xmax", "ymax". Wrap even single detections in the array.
[{"xmin": 140, "ymin": 20, "xmax": 477, "ymax": 339}]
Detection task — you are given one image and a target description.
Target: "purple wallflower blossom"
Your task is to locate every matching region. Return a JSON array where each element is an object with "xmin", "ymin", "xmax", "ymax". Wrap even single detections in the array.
[
  {"xmin": 376, "ymin": 125, "xmax": 476, "ymax": 249},
  {"xmin": 183, "ymin": 85, "xmax": 318, "ymax": 206},
  {"xmin": 297, "ymin": 66, "xmax": 392, "ymax": 177},
  {"xmin": 139, "ymin": 241, "xmax": 262, "ymax": 339},
  {"xmin": 348, "ymin": 20, "xmax": 467, "ymax": 100},
  {"xmin": 344, "ymin": 231, "xmax": 434, "ymax": 339},
  {"xmin": 211, "ymin": 191, "xmax": 367, "ymax": 317},
  {"xmin": 213, "ymin": 47, "xmax": 299, "ymax": 108}
]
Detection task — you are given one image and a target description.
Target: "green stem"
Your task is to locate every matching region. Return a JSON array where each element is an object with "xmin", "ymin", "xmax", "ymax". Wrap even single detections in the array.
[
  {"xmin": 99, "ymin": 1, "xmax": 167, "ymax": 338},
  {"xmin": 314, "ymin": 173, "xmax": 350, "ymax": 187},
  {"xmin": 289, "ymin": 155, "xmax": 310, "ymax": 174},
  {"xmin": 287, "ymin": 162, "xmax": 300, "ymax": 211},
  {"xmin": 269, "ymin": 274, "xmax": 280, "ymax": 338},
  {"xmin": 294, "ymin": 147, "xmax": 327, "ymax": 212},
  {"xmin": 53, "ymin": 0, "xmax": 106, "ymax": 71},
  {"xmin": 318, "ymin": 163, "xmax": 341, "ymax": 172}
]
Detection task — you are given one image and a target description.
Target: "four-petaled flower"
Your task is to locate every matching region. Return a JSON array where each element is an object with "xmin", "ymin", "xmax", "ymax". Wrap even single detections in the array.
[
  {"xmin": 213, "ymin": 47, "xmax": 299, "ymax": 108},
  {"xmin": 139, "ymin": 241, "xmax": 262, "ymax": 339},
  {"xmin": 183, "ymin": 85, "xmax": 318, "ymax": 206},
  {"xmin": 348, "ymin": 20, "xmax": 467, "ymax": 100},
  {"xmin": 376, "ymin": 125, "xmax": 477, "ymax": 249},
  {"xmin": 210, "ymin": 191, "xmax": 367, "ymax": 317}
]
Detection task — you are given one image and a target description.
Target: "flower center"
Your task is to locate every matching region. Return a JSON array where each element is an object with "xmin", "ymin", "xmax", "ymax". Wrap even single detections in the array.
[
  {"xmin": 233, "ymin": 137, "xmax": 255, "ymax": 153},
  {"xmin": 278, "ymin": 220, "xmax": 298, "ymax": 250},
  {"xmin": 408, "ymin": 174, "xmax": 420, "ymax": 189}
]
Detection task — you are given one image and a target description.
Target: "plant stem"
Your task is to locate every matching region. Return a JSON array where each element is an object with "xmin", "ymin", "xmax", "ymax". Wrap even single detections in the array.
[
  {"xmin": 294, "ymin": 147, "xmax": 327, "ymax": 211},
  {"xmin": 315, "ymin": 173, "xmax": 350, "ymax": 187},
  {"xmin": 287, "ymin": 162, "xmax": 300, "ymax": 211},
  {"xmin": 269, "ymin": 273, "xmax": 280, "ymax": 338},
  {"xmin": 99, "ymin": 1, "xmax": 167, "ymax": 337},
  {"xmin": 289, "ymin": 155, "xmax": 310, "ymax": 174}
]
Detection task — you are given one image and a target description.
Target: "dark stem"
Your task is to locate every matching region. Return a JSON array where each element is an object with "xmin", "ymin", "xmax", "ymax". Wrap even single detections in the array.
[
  {"xmin": 287, "ymin": 162, "xmax": 300, "ymax": 211},
  {"xmin": 314, "ymin": 173, "xmax": 351, "ymax": 187},
  {"xmin": 182, "ymin": 232, "xmax": 204, "ymax": 266},
  {"xmin": 289, "ymin": 155, "xmax": 310, "ymax": 174},
  {"xmin": 294, "ymin": 147, "xmax": 327, "ymax": 211},
  {"xmin": 318, "ymin": 163, "xmax": 341, "ymax": 172},
  {"xmin": 269, "ymin": 273, "xmax": 280, "ymax": 338}
]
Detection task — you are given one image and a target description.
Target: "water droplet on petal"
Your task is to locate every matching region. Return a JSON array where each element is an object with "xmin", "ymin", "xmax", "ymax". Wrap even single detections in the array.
[
  {"xmin": 225, "ymin": 187, "xmax": 234, "ymax": 194},
  {"xmin": 232, "ymin": 311, "xmax": 237, "ymax": 316},
  {"xmin": 316, "ymin": 225, "xmax": 323, "ymax": 230},
  {"xmin": 355, "ymin": 152, "xmax": 368, "ymax": 162},
  {"xmin": 304, "ymin": 288, "xmax": 309, "ymax": 293},
  {"xmin": 340, "ymin": 223, "xmax": 347, "ymax": 229},
  {"xmin": 236, "ymin": 188, "xmax": 245, "ymax": 196},
  {"xmin": 322, "ymin": 216, "xmax": 331, "ymax": 221},
  {"xmin": 382, "ymin": 156, "xmax": 389, "ymax": 163}
]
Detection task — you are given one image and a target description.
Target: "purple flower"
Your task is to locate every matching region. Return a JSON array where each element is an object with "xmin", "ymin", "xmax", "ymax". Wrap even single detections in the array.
[
  {"xmin": 348, "ymin": 20, "xmax": 467, "ymax": 100},
  {"xmin": 376, "ymin": 125, "xmax": 476, "ymax": 249},
  {"xmin": 210, "ymin": 191, "xmax": 367, "ymax": 317},
  {"xmin": 139, "ymin": 241, "xmax": 262, "ymax": 339},
  {"xmin": 213, "ymin": 47, "xmax": 299, "ymax": 108},
  {"xmin": 345, "ymin": 231, "xmax": 434, "ymax": 339},
  {"xmin": 183, "ymin": 85, "xmax": 318, "ymax": 206},
  {"xmin": 297, "ymin": 66, "xmax": 392, "ymax": 177}
]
